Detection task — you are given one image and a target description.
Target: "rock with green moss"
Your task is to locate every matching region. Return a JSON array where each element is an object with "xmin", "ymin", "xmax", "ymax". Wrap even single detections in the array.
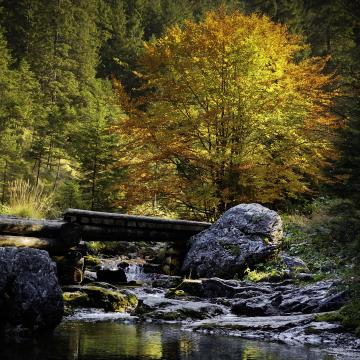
[
  {"xmin": 63, "ymin": 291, "xmax": 90, "ymax": 307},
  {"xmin": 84, "ymin": 255, "xmax": 101, "ymax": 269},
  {"xmin": 62, "ymin": 285, "xmax": 138, "ymax": 312}
]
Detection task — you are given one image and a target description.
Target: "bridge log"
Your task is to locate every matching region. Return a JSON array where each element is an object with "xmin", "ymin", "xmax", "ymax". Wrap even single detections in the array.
[
  {"xmin": 64, "ymin": 209, "xmax": 210, "ymax": 243},
  {"xmin": 0, "ymin": 216, "xmax": 81, "ymax": 253},
  {"xmin": 0, "ymin": 235, "xmax": 64, "ymax": 252},
  {"xmin": 0, "ymin": 216, "xmax": 63, "ymax": 236}
]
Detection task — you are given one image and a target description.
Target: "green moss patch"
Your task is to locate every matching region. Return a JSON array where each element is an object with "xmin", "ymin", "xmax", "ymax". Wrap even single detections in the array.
[
  {"xmin": 63, "ymin": 286, "xmax": 138, "ymax": 313},
  {"xmin": 84, "ymin": 255, "xmax": 101, "ymax": 268}
]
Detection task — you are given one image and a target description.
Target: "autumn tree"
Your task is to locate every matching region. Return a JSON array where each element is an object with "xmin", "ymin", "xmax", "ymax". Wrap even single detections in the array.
[{"xmin": 117, "ymin": 8, "xmax": 338, "ymax": 220}]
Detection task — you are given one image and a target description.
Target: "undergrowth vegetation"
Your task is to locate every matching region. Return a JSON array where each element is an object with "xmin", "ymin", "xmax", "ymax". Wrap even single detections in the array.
[
  {"xmin": 0, "ymin": 179, "xmax": 55, "ymax": 219},
  {"xmin": 281, "ymin": 198, "xmax": 360, "ymax": 276},
  {"xmin": 281, "ymin": 198, "xmax": 360, "ymax": 335}
]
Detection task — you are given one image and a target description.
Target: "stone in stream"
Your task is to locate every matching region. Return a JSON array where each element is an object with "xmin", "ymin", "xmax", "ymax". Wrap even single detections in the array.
[
  {"xmin": 62, "ymin": 284, "xmax": 138, "ymax": 313},
  {"xmin": 96, "ymin": 267, "xmax": 127, "ymax": 283},
  {"xmin": 182, "ymin": 203, "xmax": 283, "ymax": 279},
  {"xmin": 135, "ymin": 295, "xmax": 226, "ymax": 321},
  {"xmin": 0, "ymin": 247, "xmax": 63, "ymax": 336}
]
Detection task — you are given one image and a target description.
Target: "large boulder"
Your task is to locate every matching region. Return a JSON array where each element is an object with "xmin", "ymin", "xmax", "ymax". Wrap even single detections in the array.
[
  {"xmin": 182, "ymin": 203, "xmax": 283, "ymax": 279},
  {"xmin": 0, "ymin": 247, "xmax": 63, "ymax": 336}
]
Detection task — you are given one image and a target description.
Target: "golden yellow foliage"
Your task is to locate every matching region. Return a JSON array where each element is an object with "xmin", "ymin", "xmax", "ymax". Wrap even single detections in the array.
[{"xmin": 115, "ymin": 8, "xmax": 339, "ymax": 220}]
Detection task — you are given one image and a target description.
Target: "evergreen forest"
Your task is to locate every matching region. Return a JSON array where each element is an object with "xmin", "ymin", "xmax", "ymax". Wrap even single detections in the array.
[{"xmin": 1, "ymin": 0, "xmax": 360, "ymax": 335}]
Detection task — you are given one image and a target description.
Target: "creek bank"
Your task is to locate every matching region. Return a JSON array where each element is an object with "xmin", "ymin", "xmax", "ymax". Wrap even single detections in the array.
[
  {"xmin": 188, "ymin": 313, "xmax": 360, "ymax": 351},
  {"xmin": 62, "ymin": 203, "xmax": 359, "ymax": 355},
  {"xmin": 61, "ymin": 274, "xmax": 360, "ymax": 355}
]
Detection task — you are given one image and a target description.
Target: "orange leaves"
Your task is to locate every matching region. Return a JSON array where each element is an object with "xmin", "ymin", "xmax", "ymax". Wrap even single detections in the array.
[{"xmin": 114, "ymin": 8, "xmax": 340, "ymax": 219}]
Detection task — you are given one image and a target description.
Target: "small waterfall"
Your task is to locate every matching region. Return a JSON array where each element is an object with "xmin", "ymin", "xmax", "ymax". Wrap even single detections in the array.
[{"xmin": 125, "ymin": 264, "xmax": 145, "ymax": 281}]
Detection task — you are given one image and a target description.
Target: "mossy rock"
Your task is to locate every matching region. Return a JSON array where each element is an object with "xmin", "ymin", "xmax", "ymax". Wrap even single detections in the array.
[
  {"xmin": 339, "ymin": 303, "xmax": 360, "ymax": 336},
  {"xmin": 62, "ymin": 286, "xmax": 138, "ymax": 313},
  {"xmin": 63, "ymin": 291, "xmax": 90, "ymax": 307},
  {"xmin": 160, "ymin": 311, "xmax": 181, "ymax": 321},
  {"xmin": 165, "ymin": 289, "xmax": 186, "ymax": 298},
  {"xmin": 315, "ymin": 311, "xmax": 343, "ymax": 323},
  {"xmin": 315, "ymin": 305, "xmax": 360, "ymax": 337},
  {"xmin": 84, "ymin": 255, "xmax": 101, "ymax": 268},
  {"xmin": 175, "ymin": 279, "xmax": 203, "ymax": 296}
]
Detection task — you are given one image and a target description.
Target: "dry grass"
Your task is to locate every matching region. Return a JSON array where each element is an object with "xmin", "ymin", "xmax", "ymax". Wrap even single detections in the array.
[{"xmin": 1, "ymin": 179, "xmax": 54, "ymax": 219}]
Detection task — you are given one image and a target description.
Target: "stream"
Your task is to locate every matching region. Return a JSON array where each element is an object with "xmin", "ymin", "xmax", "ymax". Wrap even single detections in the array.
[
  {"xmin": 1, "ymin": 318, "xmax": 346, "ymax": 360},
  {"xmin": 2, "ymin": 263, "xmax": 360, "ymax": 360}
]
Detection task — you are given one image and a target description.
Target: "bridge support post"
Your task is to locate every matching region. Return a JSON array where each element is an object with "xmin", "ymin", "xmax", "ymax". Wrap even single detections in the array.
[
  {"xmin": 162, "ymin": 242, "xmax": 186, "ymax": 275},
  {"xmin": 53, "ymin": 249, "xmax": 85, "ymax": 285}
]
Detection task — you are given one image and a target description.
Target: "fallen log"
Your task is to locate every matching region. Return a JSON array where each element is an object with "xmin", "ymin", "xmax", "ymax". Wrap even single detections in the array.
[{"xmin": 0, "ymin": 216, "xmax": 81, "ymax": 253}]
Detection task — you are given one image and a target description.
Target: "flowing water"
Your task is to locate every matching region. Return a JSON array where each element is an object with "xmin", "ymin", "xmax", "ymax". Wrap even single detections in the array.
[
  {"xmin": 125, "ymin": 264, "xmax": 149, "ymax": 282},
  {"xmin": 1, "ymin": 317, "xmax": 352, "ymax": 360},
  {"xmin": 2, "ymin": 264, "xmax": 358, "ymax": 360}
]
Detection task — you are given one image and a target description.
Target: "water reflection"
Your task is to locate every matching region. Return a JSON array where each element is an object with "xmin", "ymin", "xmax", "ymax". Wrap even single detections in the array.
[{"xmin": 0, "ymin": 320, "xmax": 342, "ymax": 360}]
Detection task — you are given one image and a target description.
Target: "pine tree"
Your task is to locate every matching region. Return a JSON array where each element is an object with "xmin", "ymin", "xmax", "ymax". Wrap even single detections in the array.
[
  {"xmin": 69, "ymin": 79, "xmax": 123, "ymax": 210},
  {"xmin": 0, "ymin": 29, "xmax": 45, "ymax": 201}
]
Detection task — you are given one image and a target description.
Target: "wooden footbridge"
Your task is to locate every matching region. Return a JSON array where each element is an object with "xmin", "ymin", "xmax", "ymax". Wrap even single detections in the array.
[
  {"xmin": 0, "ymin": 208, "xmax": 211, "ymax": 254},
  {"xmin": 0, "ymin": 209, "xmax": 211, "ymax": 284}
]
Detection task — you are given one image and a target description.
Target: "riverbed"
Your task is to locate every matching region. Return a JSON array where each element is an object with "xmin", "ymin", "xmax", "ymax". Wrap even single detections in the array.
[{"xmin": 1, "ymin": 316, "xmax": 354, "ymax": 360}]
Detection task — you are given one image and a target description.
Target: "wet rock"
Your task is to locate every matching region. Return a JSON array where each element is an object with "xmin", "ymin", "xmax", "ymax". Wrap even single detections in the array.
[
  {"xmin": 176, "ymin": 278, "xmax": 275, "ymax": 299},
  {"xmin": 117, "ymin": 261, "xmax": 129, "ymax": 270},
  {"xmin": 173, "ymin": 277, "xmax": 346, "ymax": 317},
  {"xmin": 84, "ymin": 255, "xmax": 101, "ymax": 270},
  {"xmin": 82, "ymin": 270, "xmax": 97, "ymax": 284},
  {"xmin": 202, "ymin": 278, "xmax": 246, "ymax": 298},
  {"xmin": 62, "ymin": 285, "xmax": 138, "ymax": 312},
  {"xmin": 279, "ymin": 281, "xmax": 347, "ymax": 314},
  {"xmin": 227, "ymin": 280, "xmax": 346, "ymax": 316},
  {"xmin": 96, "ymin": 267, "xmax": 127, "ymax": 283},
  {"xmin": 188, "ymin": 313, "xmax": 360, "ymax": 351},
  {"xmin": 316, "ymin": 290, "xmax": 348, "ymax": 312},
  {"xmin": 175, "ymin": 279, "xmax": 203, "ymax": 297},
  {"xmin": 190, "ymin": 313, "xmax": 315, "ymax": 333},
  {"xmin": 182, "ymin": 204, "xmax": 283, "ymax": 279},
  {"xmin": 0, "ymin": 247, "xmax": 63, "ymax": 336},
  {"xmin": 136, "ymin": 296, "xmax": 226, "ymax": 321},
  {"xmin": 151, "ymin": 275, "xmax": 182, "ymax": 289},
  {"xmin": 143, "ymin": 263, "xmax": 162, "ymax": 274},
  {"xmin": 127, "ymin": 280, "xmax": 144, "ymax": 286},
  {"xmin": 232, "ymin": 293, "xmax": 282, "ymax": 316}
]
